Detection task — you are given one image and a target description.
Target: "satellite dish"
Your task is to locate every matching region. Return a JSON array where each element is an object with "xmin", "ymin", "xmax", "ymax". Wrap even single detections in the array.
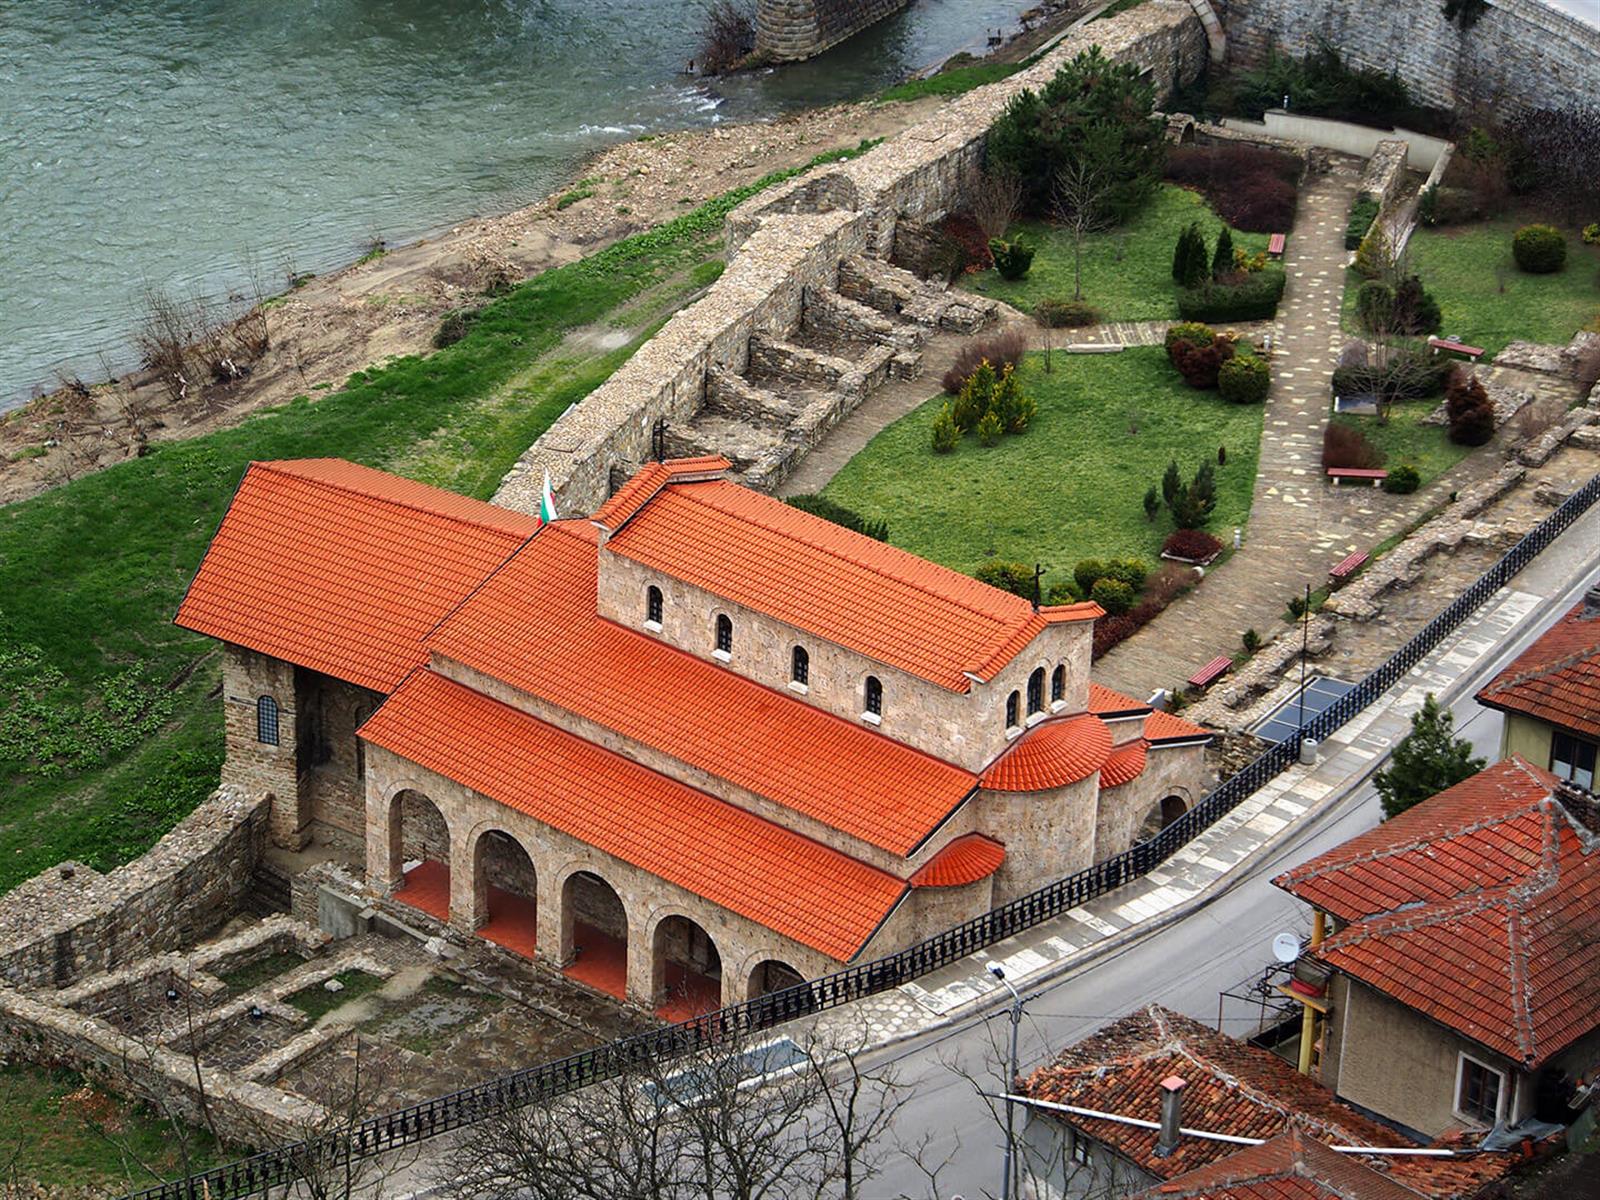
[{"xmin": 1272, "ymin": 932, "xmax": 1301, "ymax": 964}]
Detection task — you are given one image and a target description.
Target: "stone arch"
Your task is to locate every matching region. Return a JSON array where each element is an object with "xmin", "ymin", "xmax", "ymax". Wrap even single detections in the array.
[
  {"xmin": 650, "ymin": 911, "xmax": 723, "ymax": 1020},
  {"xmin": 560, "ymin": 868, "xmax": 630, "ymax": 1002},
  {"xmin": 470, "ymin": 827, "xmax": 539, "ymax": 956},
  {"xmin": 1137, "ymin": 792, "xmax": 1192, "ymax": 842},
  {"xmin": 387, "ymin": 788, "xmax": 451, "ymax": 920},
  {"xmin": 748, "ymin": 958, "xmax": 806, "ymax": 1001}
]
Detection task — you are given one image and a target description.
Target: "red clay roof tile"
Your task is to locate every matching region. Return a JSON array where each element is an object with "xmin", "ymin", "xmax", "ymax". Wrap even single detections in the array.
[
  {"xmin": 602, "ymin": 475, "xmax": 1097, "ymax": 692},
  {"xmin": 1090, "ymin": 682, "xmax": 1153, "ymax": 717},
  {"xmin": 981, "ymin": 714, "xmax": 1112, "ymax": 791},
  {"xmin": 1475, "ymin": 597, "xmax": 1600, "ymax": 738},
  {"xmin": 426, "ymin": 522, "xmax": 979, "ymax": 856},
  {"xmin": 1132, "ymin": 1128, "xmax": 1427, "ymax": 1200},
  {"xmin": 1100, "ymin": 739, "xmax": 1149, "ymax": 788},
  {"xmin": 174, "ymin": 459, "xmax": 537, "ymax": 691},
  {"xmin": 360, "ymin": 670, "xmax": 907, "ymax": 961},
  {"xmin": 591, "ymin": 456, "xmax": 732, "ymax": 531},
  {"xmin": 910, "ymin": 833, "xmax": 1006, "ymax": 888},
  {"xmin": 1145, "ymin": 709, "xmax": 1214, "ymax": 744}
]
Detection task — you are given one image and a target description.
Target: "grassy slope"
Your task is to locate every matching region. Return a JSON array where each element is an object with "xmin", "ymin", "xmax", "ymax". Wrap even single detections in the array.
[
  {"xmin": 961, "ymin": 185, "xmax": 1271, "ymax": 321},
  {"xmin": 1406, "ymin": 218, "xmax": 1600, "ymax": 357},
  {"xmin": 822, "ymin": 346, "xmax": 1262, "ymax": 588},
  {"xmin": 878, "ymin": 60, "xmax": 1022, "ymax": 103},
  {"xmin": 0, "ymin": 149, "xmax": 873, "ymax": 897}
]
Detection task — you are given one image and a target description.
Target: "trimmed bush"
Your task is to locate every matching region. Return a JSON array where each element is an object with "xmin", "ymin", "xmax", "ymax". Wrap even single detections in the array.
[
  {"xmin": 975, "ymin": 560, "xmax": 1035, "ymax": 598},
  {"xmin": 942, "ymin": 330, "xmax": 1027, "ymax": 394},
  {"xmin": 1172, "ymin": 222, "xmax": 1210, "ymax": 288},
  {"xmin": 1382, "ymin": 463, "xmax": 1421, "ymax": 494},
  {"xmin": 1165, "ymin": 144, "xmax": 1301, "ymax": 232},
  {"xmin": 1446, "ymin": 371, "xmax": 1495, "ymax": 445},
  {"xmin": 1035, "ymin": 298, "xmax": 1100, "ymax": 327},
  {"xmin": 1512, "ymin": 224, "xmax": 1566, "ymax": 274},
  {"xmin": 1218, "ymin": 354, "xmax": 1270, "ymax": 404},
  {"xmin": 1074, "ymin": 559, "xmax": 1108, "ymax": 594},
  {"xmin": 1323, "ymin": 422, "xmax": 1384, "ymax": 470},
  {"xmin": 1045, "ymin": 580, "xmax": 1083, "ymax": 605},
  {"xmin": 1354, "ymin": 223, "xmax": 1392, "ymax": 279},
  {"xmin": 1090, "ymin": 577, "xmax": 1135, "ymax": 616},
  {"xmin": 1170, "ymin": 336, "xmax": 1235, "ymax": 389},
  {"xmin": 1212, "ymin": 227, "xmax": 1234, "ymax": 279},
  {"xmin": 990, "ymin": 237, "xmax": 1036, "ymax": 280},
  {"xmin": 1164, "ymin": 528, "xmax": 1222, "ymax": 562},
  {"xmin": 1344, "ymin": 194, "xmax": 1380, "ymax": 250},
  {"xmin": 1164, "ymin": 322, "xmax": 1216, "ymax": 354},
  {"xmin": 1176, "ymin": 269, "xmax": 1286, "ymax": 321},
  {"xmin": 1356, "ymin": 279, "xmax": 1394, "ymax": 331},
  {"xmin": 931, "ymin": 403, "xmax": 959, "ymax": 453},
  {"xmin": 1102, "ymin": 558, "xmax": 1149, "ymax": 592},
  {"xmin": 786, "ymin": 494, "xmax": 888, "ymax": 541}
]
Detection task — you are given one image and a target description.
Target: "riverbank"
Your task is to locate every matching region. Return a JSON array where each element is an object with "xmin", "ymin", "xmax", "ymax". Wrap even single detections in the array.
[{"xmin": 0, "ymin": 97, "xmax": 938, "ymax": 507}]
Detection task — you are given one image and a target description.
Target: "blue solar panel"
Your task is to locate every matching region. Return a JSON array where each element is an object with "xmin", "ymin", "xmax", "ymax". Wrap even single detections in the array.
[{"xmin": 1252, "ymin": 677, "xmax": 1355, "ymax": 743}]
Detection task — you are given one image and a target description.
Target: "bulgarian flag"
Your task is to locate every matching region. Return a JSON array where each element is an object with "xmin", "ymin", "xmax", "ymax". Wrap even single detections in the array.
[{"xmin": 538, "ymin": 470, "xmax": 558, "ymax": 528}]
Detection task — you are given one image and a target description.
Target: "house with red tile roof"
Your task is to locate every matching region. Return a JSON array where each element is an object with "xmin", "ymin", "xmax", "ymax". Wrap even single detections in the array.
[
  {"xmin": 1016, "ymin": 1007, "xmax": 1518, "ymax": 1200},
  {"xmin": 1273, "ymin": 759, "xmax": 1600, "ymax": 1140},
  {"xmin": 176, "ymin": 457, "xmax": 1211, "ymax": 1017},
  {"xmin": 1475, "ymin": 585, "xmax": 1600, "ymax": 791}
]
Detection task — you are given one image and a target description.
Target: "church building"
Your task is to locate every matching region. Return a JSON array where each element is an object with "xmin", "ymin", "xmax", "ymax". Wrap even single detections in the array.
[{"xmin": 176, "ymin": 456, "xmax": 1210, "ymax": 1017}]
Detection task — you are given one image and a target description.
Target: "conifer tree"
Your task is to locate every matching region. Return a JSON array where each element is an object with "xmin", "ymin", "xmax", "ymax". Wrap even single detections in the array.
[
  {"xmin": 1374, "ymin": 694, "xmax": 1486, "ymax": 819},
  {"xmin": 1212, "ymin": 226, "xmax": 1234, "ymax": 278}
]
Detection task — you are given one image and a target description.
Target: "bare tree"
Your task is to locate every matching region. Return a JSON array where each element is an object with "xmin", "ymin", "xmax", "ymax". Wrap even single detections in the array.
[
  {"xmin": 1051, "ymin": 158, "xmax": 1116, "ymax": 302},
  {"xmin": 972, "ymin": 168, "xmax": 1024, "ymax": 241}
]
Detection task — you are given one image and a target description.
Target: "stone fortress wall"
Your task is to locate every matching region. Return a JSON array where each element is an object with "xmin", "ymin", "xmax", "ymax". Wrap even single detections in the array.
[
  {"xmin": 755, "ymin": 0, "xmax": 913, "ymax": 63},
  {"xmin": 1221, "ymin": 0, "xmax": 1600, "ymax": 114},
  {"xmin": 494, "ymin": 0, "xmax": 1210, "ymax": 520}
]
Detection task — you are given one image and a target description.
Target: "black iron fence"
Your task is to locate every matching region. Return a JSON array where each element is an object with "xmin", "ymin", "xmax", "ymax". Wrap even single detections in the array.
[{"xmin": 125, "ymin": 471, "xmax": 1600, "ymax": 1200}]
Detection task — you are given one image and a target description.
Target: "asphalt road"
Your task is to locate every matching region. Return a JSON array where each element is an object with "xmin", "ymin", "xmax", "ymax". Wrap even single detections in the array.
[{"xmin": 861, "ymin": 527, "xmax": 1600, "ymax": 1200}]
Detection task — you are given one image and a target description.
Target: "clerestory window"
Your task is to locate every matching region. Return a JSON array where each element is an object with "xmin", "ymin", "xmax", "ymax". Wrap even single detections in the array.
[
  {"xmin": 715, "ymin": 613, "xmax": 733, "ymax": 655},
  {"xmin": 864, "ymin": 675, "xmax": 883, "ymax": 718},
  {"xmin": 256, "ymin": 695, "xmax": 280, "ymax": 746},
  {"xmin": 792, "ymin": 645, "xmax": 810, "ymax": 686},
  {"xmin": 646, "ymin": 585, "xmax": 663, "ymax": 626}
]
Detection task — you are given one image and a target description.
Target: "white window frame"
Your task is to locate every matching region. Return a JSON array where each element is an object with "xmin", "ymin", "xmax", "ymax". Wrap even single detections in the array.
[{"xmin": 1453, "ymin": 1051, "xmax": 1507, "ymax": 1127}]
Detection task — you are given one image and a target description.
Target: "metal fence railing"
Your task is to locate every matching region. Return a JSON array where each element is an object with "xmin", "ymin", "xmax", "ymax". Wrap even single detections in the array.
[{"xmin": 125, "ymin": 471, "xmax": 1600, "ymax": 1200}]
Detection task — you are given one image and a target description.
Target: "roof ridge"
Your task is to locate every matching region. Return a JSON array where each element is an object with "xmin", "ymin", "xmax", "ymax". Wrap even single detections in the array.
[
  {"xmin": 1283, "ymin": 800, "xmax": 1550, "ymax": 884},
  {"xmin": 1503, "ymin": 890, "xmax": 1539, "ymax": 1063},
  {"xmin": 1482, "ymin": 640, "xmax": 1600, "ymax": 699},
  {"xmin": 254, "ymin": 460, "xmax": 535, "ymax": 536},
  {"xmin": 1163, "ymin": 1038, "xmax": 1368, "ymax": 1146}
]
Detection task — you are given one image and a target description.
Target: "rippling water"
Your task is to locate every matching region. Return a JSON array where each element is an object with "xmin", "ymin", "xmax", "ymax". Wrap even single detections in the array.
[{"xmin": 1, "ymin": 0, "xmax": 1036, "ymax": 407}]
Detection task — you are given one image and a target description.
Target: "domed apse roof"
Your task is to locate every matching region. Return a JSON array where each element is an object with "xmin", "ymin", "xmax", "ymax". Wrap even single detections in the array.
[
  {"xmin": 981, "ymin": 714, "xmax": 1113, "ymax": 792},
  {"xmin": 910, "ymin": 834, "xmax": 1007, "ymax": 888}
]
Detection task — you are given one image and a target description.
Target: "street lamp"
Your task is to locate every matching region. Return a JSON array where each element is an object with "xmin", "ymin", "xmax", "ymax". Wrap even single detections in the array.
[{"xmin": 990, "ymin": 964, "xmax": 1025, "ymax": 1200}]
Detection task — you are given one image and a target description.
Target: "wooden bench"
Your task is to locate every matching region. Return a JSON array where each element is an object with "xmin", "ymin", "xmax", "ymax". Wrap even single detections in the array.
[
  {"xmin": 1326, "ymin": 467, "xmax": 1388, "ymax": 488},
  {"xmin": 1187, "ymin": 655, "xmax": 1232, "ymax": 691},
  {"xmin": 1427, "ymin": 335, "xmax": 1485, "ymax": 361},
  {"xmin": 1267, "ymin": 233, "xmax": 1287, "ymax": 256},
  {"xmin": 1329, "ymin": 550, "xmax": 1370, "ymax": 586}
]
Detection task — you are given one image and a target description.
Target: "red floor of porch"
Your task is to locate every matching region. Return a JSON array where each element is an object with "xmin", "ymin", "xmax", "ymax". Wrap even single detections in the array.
[
  {"xmin": 393, "ymin": 860, "xmax": 450, "ymax": 921},
  {"xmin": 477, "ymin": 885, "xmax": 539, "ymax": 959},
  {"xmin": 657, "ymin": 963, "xmax": 722, "ymax": 1023},
  {"xmin": 563, "ymin": 921, "xmax": 627, "ymax": 1001}
]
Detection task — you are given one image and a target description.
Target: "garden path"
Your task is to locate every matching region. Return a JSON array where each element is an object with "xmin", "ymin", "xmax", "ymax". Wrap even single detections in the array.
[{"xmin": 1094, "ymin": 162, "xmax": 1508, "ymax": 700}]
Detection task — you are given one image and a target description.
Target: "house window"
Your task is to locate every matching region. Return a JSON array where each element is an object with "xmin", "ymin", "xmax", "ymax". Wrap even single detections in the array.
[
  {"xmin": 1051, "ymin": 664, "xmax": 1065, "ymax": 703},
  {"xmin": 646, "ymin": 585, "xmax": 663, "ymax": 626},
  {"xmin": 1070, "ymin": 1133, "xmax": 1091, "ymax": 1166},
  {"xmin": 1551, "ymin": 730, "xmax": 1597, "ymax": 791},
  {"xmin": 864, "ymin": 675, "xmax": 883, "ymax": 717},
  {"xmin": 256, "ymin": 696, "xmax": 280, "ymax": 746},
  {"xmin": 1457, "ymin": 1054, "xmax": 1505, "ymax": 1126},
  {"xmin": 715, "ymin": 614, "xmax": 733, "ymax": 655},
  {"xmin": 1027, "ymin": 668, "xmax": 1045, "ymax": 715},
  {"xmin": 792, "ymin": 646, "xmax": 810, "ymax": 686},
  {"xmin": 1006, "ymin": 691, "xmax": 1020, "ymax": 730}
]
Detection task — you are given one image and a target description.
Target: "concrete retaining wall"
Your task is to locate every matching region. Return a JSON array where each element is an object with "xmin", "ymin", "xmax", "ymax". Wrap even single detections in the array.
[{"xmin": 1221, "ymin": 111, "xmax": 1451, "ymax": 171}]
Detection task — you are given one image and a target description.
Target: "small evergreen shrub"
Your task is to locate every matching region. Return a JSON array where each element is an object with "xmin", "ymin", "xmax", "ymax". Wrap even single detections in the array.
[
  {"xmin": 1585, "ymin": 223, "xmax": 1600, "ymax": 246},
  {"xmin": 1354, "ymin": 223, "xmax": 1392, "ymax": 279},
  {"xmin": 952, "ymin": 361, "xmax": 998, "ymax": 430},
  {"xmin": 1512, "ymin": 224, "xmax": 1566, "ymax": 274},
  {"xmin": 976, "ymin": 409, "xmax": 1004, "ymax": 445},
  {"xmin": 1102, "ymin": 558, "xmax": 1149, "ymax": 592},
  {"xmin": 1176, "ymin": 269, "xmax": 1286, "ymax": 321},
  {"xmin": 974, "ymin": 560, "xmax": 1035, "ymax": 598},
  {"xmin": 1035, "ymin": 298, "xmax": 1100, "ymax": 327},
  {"xmin": 1142, "ymin": 486, "xmax": 1160, "ymax": 521},
  {"xmin": 1416, "ymin": 184, "xmax": 1439, "ymax": 227},
  {"xmin": 1170, "ymin": 334, "xmax": 1236, "ymax": 389},
  {"xmin": 1344, "ymin": 194, "xmax": 1380, "ymax": 250},
  {"xmin": 1164, "ymin": 322, "xmax": 1216, "ymax": 353},
  {"xmin": 1323, "ymin": 422, "xmax": 1384, "ymax": 470},
  {"xmin": 1242, "ymin": 628, "xmax": 1262, "ymax": 654},
  {"xmin": 1446, "ymin": 371, "xmax": 1495, "ymax": 445},
  {"xmin": 931, "ymin": 403, "xmax": 959, "ymax": 453},
  {"xmin": 990, "ymin": 237, "xmax": 1036, "ymax": 280},
  {"xmin": 1218, "ymin": 354, "xmax": 1270, "ymax": 404},
  {"xmin": 786, "ymin": 494, "xmax": 888, "ymax": 541},
  {"xmin": 1356, "ymin": 279, "xmax": 1394, "ymax": 331},
  {"xmin": 1046, "ymin": 580, "xmax": 1083, "ymax": 605},
  {"xmin": 1172, "ymin": 222, "xmax": 1210, "ymax": 288},
  {"xmin": 1211, "ymin": 227, "xmax": 1235, "ymax": 279},
  {"xmin": 1383, "ymin": 463, "xmax": 1421, "ymax": 494},
  {"xmin": 1162, "ymin": 529, "xmax": 1223, "ymax": 562},
  {"xmin": 1074, "ymin": 559, "xmax": 1108, "ymax": 594},
  {"xmin": 1090, "ymin": 577, "xmax": 1135, "ymax": 616}
]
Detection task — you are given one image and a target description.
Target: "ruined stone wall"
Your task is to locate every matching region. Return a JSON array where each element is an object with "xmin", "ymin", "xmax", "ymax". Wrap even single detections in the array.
[
  {"xmin": 1222, "ymin": 0, "xmax": 1600, "ymax": 114},
  {"xmin": 0, "ymin": 787, "xmax": 269, "ymax": 990},
  {"xmin": 494, "ymin": 1, "xmax": 1206, "ymax": 520},
  {"xmin": 755, "ymin": 0, "xmax": 911, "ymax": 62}
]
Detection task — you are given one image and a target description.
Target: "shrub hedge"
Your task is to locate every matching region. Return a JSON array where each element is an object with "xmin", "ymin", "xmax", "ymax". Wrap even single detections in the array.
[
  {"xmin": 1512, "ymin": 224, "xmax": 1566, "ymax": 274},
  {"xmin": 1344, "ymin": 194, "xmax": 1380, "ymax": 250},
  {"xmin": 1218, "ymin": 354, "xmax": 1271, "ymax": 404},
  {"xmin": 1176, "ymin": 268, "xmax": 1286, "ymax": 321},
  {"xmin": 1035, "ymin": 298, "xmax": 1100, "ymax": 327},
  {"xmin": 1163, "ymin": 529, "xmax": 1223, "ymax": 562},
  {"xmin": 1382, "ymin": 463, "xmax": 1421, "ymax": 494}
]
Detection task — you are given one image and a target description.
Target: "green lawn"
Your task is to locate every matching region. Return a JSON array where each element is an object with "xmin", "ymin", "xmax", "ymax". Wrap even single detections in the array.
[
  {"xmin": 822, "ymin": 346, "xmax": 1262, "ymax": 590},
  {"xmin": 1331, "ymin": 403, "xmax": 1469, "ymax": 488},
  {"xmin": 0, "ymin": 145, "xmax": 878, "ymax": 897},
  {"xmin": 878, "ymin": 59, "xmax": 1022, "ymax": 102},
  {"xmin": 1405, "ymin": 218, "xmax": 1600, "ymax": 357},
  {"xmin": 960, "ymin": 185, "xmax": 1271, "ymax": 322}
]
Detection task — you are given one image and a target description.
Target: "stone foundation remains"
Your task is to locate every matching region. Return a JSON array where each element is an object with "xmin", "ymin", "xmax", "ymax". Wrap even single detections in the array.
[{"xmin": 755, "ymin": 0, "xmax": 912, "ymax": 63}]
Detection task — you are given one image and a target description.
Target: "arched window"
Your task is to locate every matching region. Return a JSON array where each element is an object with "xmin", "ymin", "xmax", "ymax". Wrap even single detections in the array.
[
  {"xmin": 864, "ymin": 675, "xmax": 883, "ymax": 717},
  {"xmin": 645, "ymin": 585, "xmax": 663, "ymax": 625},
  {"xmin": 256, "ymin": 696, "xmax": 280, "ymax": 746},
  {"xmin": 1006, "ymin": 691, "xmax": 1020, "ymax": 730},
  {"xmin": 715, "ymin": 614, "xmax": 733, "ymax": 654},
  {"xmin": 791, "ymin": 645, "xmax": 810, "ymax": 685},
  {"xmin": 1051, "ymin": 664, "xmax": 1066, "ymax": 704},
  {"xmin": 1027, "ymin": 668, "xmax": 1045, "ymax": 715}
]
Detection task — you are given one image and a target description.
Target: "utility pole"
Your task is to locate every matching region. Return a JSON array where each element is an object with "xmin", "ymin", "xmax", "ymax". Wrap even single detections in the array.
[{"xmin": 990, "ymin": 963, "xmax": 1025, "ymax": 1200}]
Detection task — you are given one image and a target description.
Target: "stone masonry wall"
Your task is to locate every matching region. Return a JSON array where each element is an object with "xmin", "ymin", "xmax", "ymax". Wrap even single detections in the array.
[
  {"xmin": 494, "ymin": 1, "xmax": 1206, "ymax": 520},
  {"xmin": 1222, "ymin": 0, "xmax": 1600, "ymax": 115},
  {"xmin": 755, "ymin": 0, "xmax": 912, "ymax": 62},
  {"xmin": 0, "ymin": 787, "xmax": 269, "ymax": 990}
]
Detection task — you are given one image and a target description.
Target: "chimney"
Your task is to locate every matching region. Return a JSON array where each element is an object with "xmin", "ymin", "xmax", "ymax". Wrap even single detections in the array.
[
  {"xmin": 1154, "ymin": 1075, "xmax": 1185, "ymax": 1158},
  {"xmin": 1583, "ymin": 582, "xmax": 1600, "ymax": 620}
]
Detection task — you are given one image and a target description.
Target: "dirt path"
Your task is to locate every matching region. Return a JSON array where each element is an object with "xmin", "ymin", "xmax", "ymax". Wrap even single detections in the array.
[{"xmin": 0, "ymin": 98, "xmax": 938, "ymax": 508}]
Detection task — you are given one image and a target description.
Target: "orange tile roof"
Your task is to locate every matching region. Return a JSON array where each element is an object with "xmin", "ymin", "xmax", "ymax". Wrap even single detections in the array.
[
  {"xmin": 591, "ymin": 456, "xmax": 732, "ymax": 531},
  {"xmin": 175, "ymin": 459, "xmax": 538, "ymax": 691},
  {"xmin": 1023, "ymin": 1007, "xmax": 1504, "ymax": 1197},
  {"xmin": 1132, "ymin": 1129, "xmax": 1426, "ymax": 1200},
  {"xmin": 981, "ymin": 714, "xmax": 1112, "ymax": 792},
  {"xmin": 910, "ymin": 833, "xmax": 1006, "ymax": 888},
  {"xmin": 1475, "ymin": 596, "xmax": 1600, "ymax": 737},
  {"xmin": 1277, "ymin": 760, "xmax": 1600, "ymax": 1067},
  {"xmin": 1090, "ymin": 682, "xmax": 1152, "ymax": 718},
  {"xmin": 1100, "ymin": 739, "xmax": 1148, "ymax": 788},
  {"xmin": 360, "ymin": 670, "xmax": 908, "ymax": 961},
  {"xmin": 1145, "ymin": 709, "xmax": 1214, "ymax": 745},
  {"xmin": 426, "ymin": 522, "xmax": 979, "ymax": 856},
  {"xmin": 601, "ymin": 474, "xmax": 1098, "ymax": 691}
]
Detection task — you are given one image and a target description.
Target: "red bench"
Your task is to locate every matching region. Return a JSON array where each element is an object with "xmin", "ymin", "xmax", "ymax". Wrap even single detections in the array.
[
  {"xmin": 1427, "ymin": 336, "xmax": 1484, "ymax": 361},
  {"xmin": 1329, "ymin": 550, "xmax": 1370, "ymax": 586},
  {"xmin": 1327, "ymin": 467, "xmax": 1388, "ymax": 487},
  {"xmin": 1267, "ymin": 233, "xmax": 1287, "ymax": 256},
  {"xmin": 1187, "ymin": 655, "xmax": 1232, "ymax": 690}
]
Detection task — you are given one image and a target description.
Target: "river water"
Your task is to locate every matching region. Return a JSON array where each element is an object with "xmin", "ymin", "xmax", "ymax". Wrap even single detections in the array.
[{"xmin": 1, "ymin": 0, "xmax": 1038, "ymax": 408}]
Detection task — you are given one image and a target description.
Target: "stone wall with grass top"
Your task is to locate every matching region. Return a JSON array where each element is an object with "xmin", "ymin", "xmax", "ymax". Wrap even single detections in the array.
[
  {"xmin": 495, "ymin": 1, "xmax": 1207, "ymax": 519},
  {"xmin": 755, "ymin": 0, "xmax": 913, "ymax": 63}
]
